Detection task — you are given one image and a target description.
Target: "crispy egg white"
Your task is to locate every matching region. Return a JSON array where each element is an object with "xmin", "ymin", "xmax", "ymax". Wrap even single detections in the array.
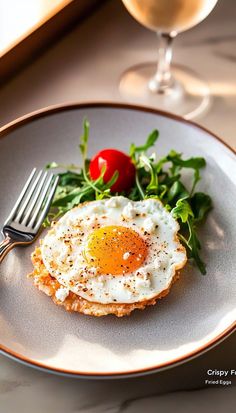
[{"xmin": 41, "ymin": 196, "xmax": 186, "ymax": 304}]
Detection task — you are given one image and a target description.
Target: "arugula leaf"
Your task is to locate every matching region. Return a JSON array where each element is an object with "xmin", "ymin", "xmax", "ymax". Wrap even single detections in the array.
[
  {"xmin": 46, "ymin": 162, "xmax": 80, "ymax": 171},
  {"xmin": 162, "ymin": 151, "xmax": 206, "ymax": 198},
  {"xmin": 155, "ymin": 156, "xmax": 168, "ymax": 173},
  {"xmin": 58, "ymin": 171, "xmax": 83, "ymax": 186},
  {"xmin": 155, "ymin": 151, "xmax": 205, "ymax": 182},
  {"xmin": 52, "ymin": 187, "xmax": 87, "ymax": 207},
  {"xmin": 167, "ymin": 181, "xmax": 189, "ymax": 203},
  {"xmin": 79, "ymin": 118, "xmax": 90, "ymax": 160},
  {"xmin": 139, "ymin": 154, "xmax": 158, "ymax": 195},
  {"xmin": 103, "ymin": 170, "xmax": 119, "ymax": 190},
  {"xmin": 171, "ymin": 195, "xmax": 208, "ymax": 274},
  {"xmin": 172, "ymin": 197, "xmax": 194, "ymax": 223},
  {"xmin": 135, "ymin": 171, "xmax": 145, "ymax": 199},
  {"xmin": 190, "ymin": 192, "xmax": 212, "ymax": 222},
  {"xmin": 167, "ymin": 152, "xmax": 206, "ymax": 169},
  {"xmin": 130, "ymin": 129, "xmax": 159, "ymax": 158},
  {"xmin": 46, "ymin": 161, "xmax": 60, "ymax": 169},
  {"xmin": 187, "ymin": 218, "xmax": 206, "ymax": 275},
  {"xmin": 191, "ymin": 168, "xmax": 200, "ymax": 195},
  {"xmin": 78, "ymin": 120, "xmax": 119, "ymax": 196},
  {"xmin": 158, "ymin": 184, "xmax": 168, "ymax": 200}
]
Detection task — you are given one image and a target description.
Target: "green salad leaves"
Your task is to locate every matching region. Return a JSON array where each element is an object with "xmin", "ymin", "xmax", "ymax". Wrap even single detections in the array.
[{"xmin": 45, "ymin": 120, "xmax": 212, "ymax": 274}]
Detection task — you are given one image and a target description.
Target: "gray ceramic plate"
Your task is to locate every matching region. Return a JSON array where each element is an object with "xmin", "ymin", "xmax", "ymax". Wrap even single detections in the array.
[{"xmin": 0, "ymin": 103, "xmax": 235, "ymax": 378}]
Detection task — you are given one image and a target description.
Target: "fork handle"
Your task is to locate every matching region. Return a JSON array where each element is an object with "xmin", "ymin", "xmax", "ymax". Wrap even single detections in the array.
[{"xmin": 0, "ymin": 237, "xmax": 16, "ymax": 263}]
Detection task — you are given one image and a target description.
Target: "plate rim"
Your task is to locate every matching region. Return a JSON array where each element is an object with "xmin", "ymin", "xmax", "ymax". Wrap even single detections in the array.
[
  {"xmin": 1, "ymin": 101, "xmax": 236, "ymax": 155},
  {"xmin": 0, "ymin": 101, "xmax": 236, "ymax": 378}
]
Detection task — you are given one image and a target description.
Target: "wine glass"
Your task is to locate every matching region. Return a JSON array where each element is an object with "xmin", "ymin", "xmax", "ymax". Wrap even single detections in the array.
[{"xmin": 120, "ymin": 0, "xmax": 218, "ymax": 119}]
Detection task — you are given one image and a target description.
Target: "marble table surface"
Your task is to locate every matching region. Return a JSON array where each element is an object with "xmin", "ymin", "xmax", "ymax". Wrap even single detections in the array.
[{"xmin": 0, "ymin": 0, "xmax": 235, "ymax": 411}]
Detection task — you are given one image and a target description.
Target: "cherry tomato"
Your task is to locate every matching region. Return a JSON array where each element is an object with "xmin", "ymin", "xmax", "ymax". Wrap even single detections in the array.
[{"xmin": 89, "ymin": 149, "xmax": 136, "ymax": 193}]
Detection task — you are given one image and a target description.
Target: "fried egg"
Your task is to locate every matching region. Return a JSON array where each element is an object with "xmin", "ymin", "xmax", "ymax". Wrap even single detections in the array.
[{"xmin": 40, "ymin": 196, "xmax": 186, "ymax": 305}]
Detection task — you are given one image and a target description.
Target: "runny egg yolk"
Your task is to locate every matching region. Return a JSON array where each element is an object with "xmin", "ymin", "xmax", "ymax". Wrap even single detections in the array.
[{"xmin": 85, "ymin": 225, "xmax": 147, "ymax": 275}]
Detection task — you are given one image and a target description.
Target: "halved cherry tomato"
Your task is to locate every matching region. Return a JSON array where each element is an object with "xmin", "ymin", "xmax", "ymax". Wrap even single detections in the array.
[{"xmin": 89, "ymin": 149, "xmax": 136, "ymax": 193}]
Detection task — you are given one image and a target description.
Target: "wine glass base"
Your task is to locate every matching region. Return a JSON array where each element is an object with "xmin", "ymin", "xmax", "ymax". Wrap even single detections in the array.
[{"xmin": 119, "ymin": 62, "xmax": 211, "ymax": 120}]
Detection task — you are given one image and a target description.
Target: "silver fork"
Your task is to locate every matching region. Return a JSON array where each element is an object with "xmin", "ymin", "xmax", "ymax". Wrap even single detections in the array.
[{"xmin": 0, "ymin": 168, "xmax": 59, "ymax": 263}]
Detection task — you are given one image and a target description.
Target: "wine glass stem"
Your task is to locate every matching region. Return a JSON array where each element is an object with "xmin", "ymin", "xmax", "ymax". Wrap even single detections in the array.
[{"xmin": 149, "ymin": 32, "xmax": 176, "ymax": 93}]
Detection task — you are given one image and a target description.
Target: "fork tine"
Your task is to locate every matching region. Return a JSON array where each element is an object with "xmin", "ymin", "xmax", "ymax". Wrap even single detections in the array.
[
  {"xmin": 4, "ymin": 168, "xmax": 37, "ymax": 225},
  {"xmin": 28, "ymin": 173, "xmax": 54, "ymax": 228},
  {"xmin": 34, "ymin": 175, "xmax": 59, "ymax": 231},
  {"xmin": 21, "ymin": 171, "xmax": 49, "ymax": 226},
  {"xmin": 34, "ymin": 176, "xmax": 59, "ymax": 231},
  {"xmin": 14, "ymin": 170, "xmax": 43, "ymax": 224}
]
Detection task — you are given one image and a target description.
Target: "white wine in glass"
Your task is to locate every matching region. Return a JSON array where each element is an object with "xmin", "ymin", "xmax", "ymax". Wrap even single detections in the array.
[{"xmin": 120, "ymin": 0, "xmax": 218, "ymax": 119}]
